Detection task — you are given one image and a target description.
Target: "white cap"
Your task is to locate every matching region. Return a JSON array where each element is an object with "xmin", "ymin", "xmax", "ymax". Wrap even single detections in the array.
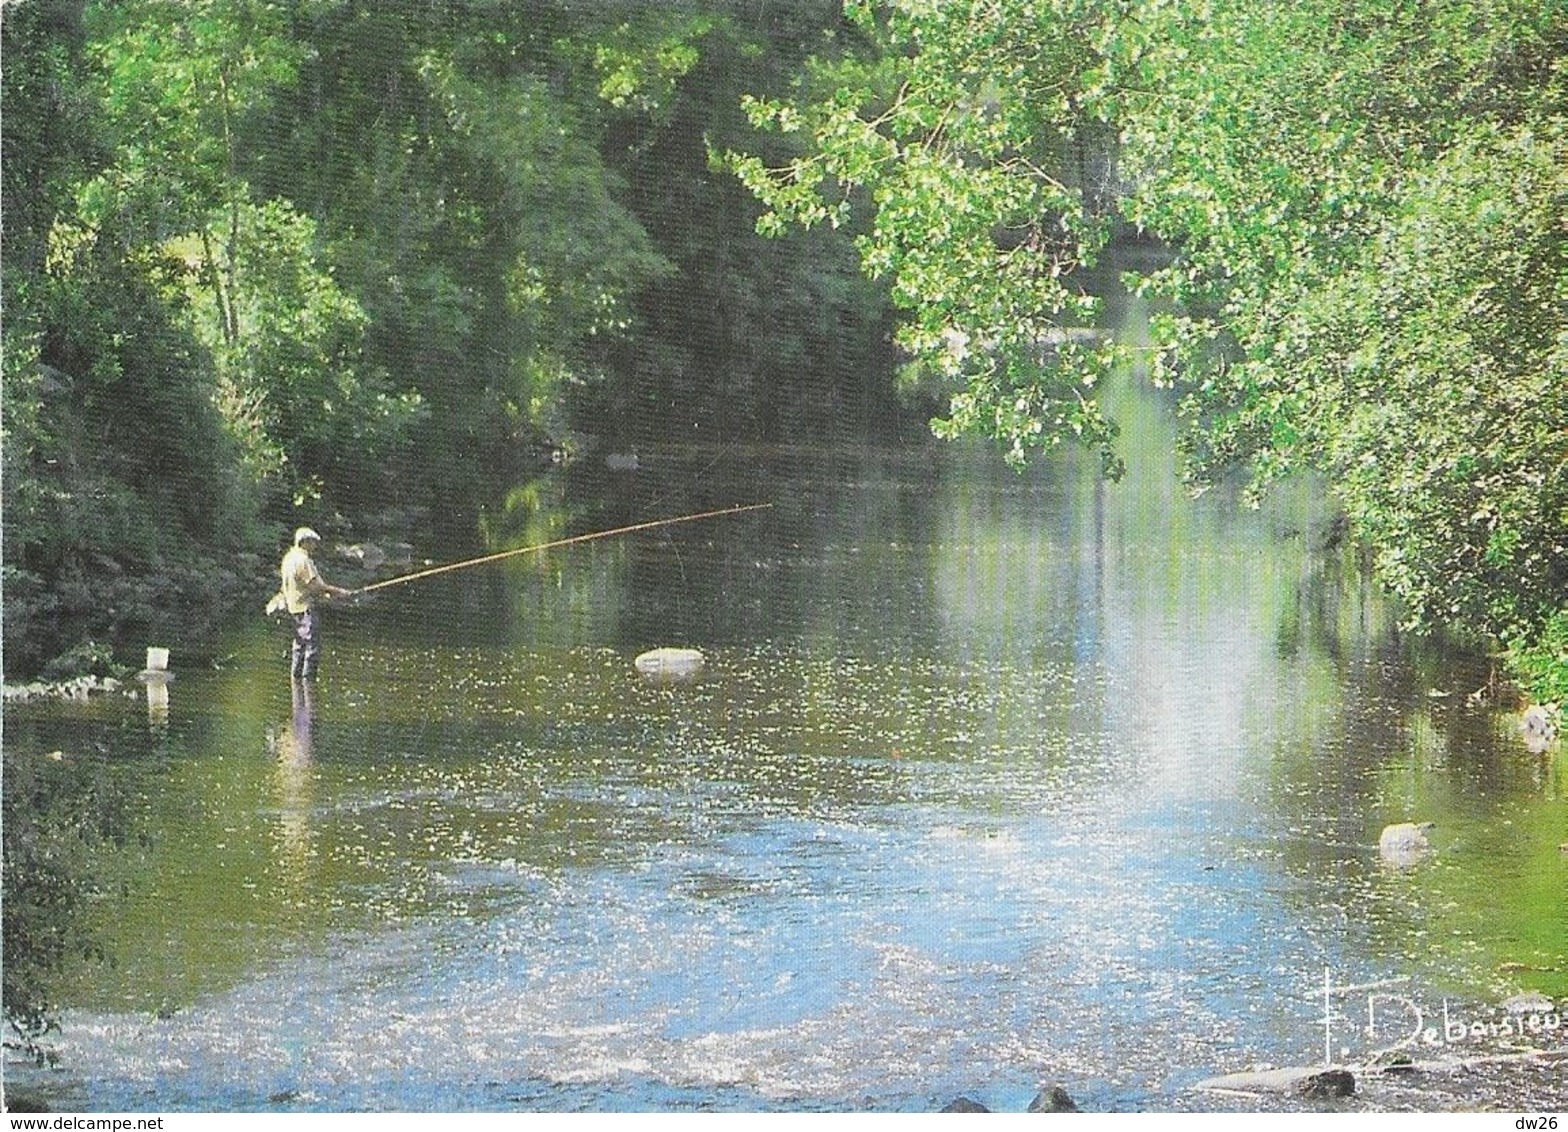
[{"xmin": 294, "ymin": 526, "xmax": 322, "ymax": 545}]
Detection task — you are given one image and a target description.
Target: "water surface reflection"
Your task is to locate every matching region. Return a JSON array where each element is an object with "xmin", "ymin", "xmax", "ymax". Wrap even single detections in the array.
[{"xmin": 6, "ymin": 387, "xmax": 1564, "ymax": 1112}]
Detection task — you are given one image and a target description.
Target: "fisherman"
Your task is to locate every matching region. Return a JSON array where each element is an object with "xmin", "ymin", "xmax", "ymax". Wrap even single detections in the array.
[{"xmin": 278, "ymin": 527, "xmax": 352, "ymax": 679}]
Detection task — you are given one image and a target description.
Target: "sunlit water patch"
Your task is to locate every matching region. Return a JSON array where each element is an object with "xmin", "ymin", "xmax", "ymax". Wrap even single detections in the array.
[{"xmin": 7, "ymin": 428, "xmax": 1565, "ymax": 1112}]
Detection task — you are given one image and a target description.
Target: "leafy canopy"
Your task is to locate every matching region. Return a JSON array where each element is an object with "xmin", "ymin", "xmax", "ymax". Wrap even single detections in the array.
[{"xmin": 730, "ymin": 0, "xmax": 1568, "ymax": 689}]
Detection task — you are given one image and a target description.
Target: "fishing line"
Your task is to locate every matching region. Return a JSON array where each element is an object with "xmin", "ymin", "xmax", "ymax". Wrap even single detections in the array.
[
  {"xmin": 630, "ymin": 439, "xmax": 747, "ymax": 519},
  {"xmin": 349, "ymin": 502, "xmax": 772, "ymax": 597}
]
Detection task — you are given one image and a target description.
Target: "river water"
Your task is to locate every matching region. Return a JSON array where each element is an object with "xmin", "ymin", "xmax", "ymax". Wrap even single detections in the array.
[{"xmin": 5, "ymin": 325, "xmax": 1566, "ymax": 1113}]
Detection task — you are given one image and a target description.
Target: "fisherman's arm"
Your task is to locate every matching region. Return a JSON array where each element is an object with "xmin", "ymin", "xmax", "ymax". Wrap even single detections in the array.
[{"xmin": 306, "ymin": 575, "xmax": 354, "ymax": 601}]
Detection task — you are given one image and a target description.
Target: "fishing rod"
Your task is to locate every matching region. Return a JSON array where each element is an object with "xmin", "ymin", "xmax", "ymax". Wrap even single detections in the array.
[{"xmin": 348, "ymin": 501, "xmax": 773, "ymax": 597}]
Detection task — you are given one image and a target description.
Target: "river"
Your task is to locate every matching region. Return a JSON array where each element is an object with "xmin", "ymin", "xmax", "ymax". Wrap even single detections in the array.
[{"xmin": 4, "ymin": 304, "xmax": 1565, "ymax": 1113}]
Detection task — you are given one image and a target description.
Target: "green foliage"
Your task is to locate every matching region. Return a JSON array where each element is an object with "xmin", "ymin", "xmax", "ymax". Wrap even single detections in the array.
[
  {"xmin": 38, "ymin": 638, "xmax": 120, "ymax": 682},
  {"xmin": 1115, "ymin": 0, "xmax": 1568, "ymax": 683},
  {"xmin": 592, "ymin": 1, "xmax": 903, "ymax": 447},
  {"xmin": 168, "ymin": 198, "xmax": 426, "ymax": 507},
  {"xmin": 1507, "ymin": 610, "xmax": 1568, "ymax": 707},
  {"xmin": 571, "ymin": 5, "xmax": 717, "ymax": 119},
  {"xmin": 83, "ymin": 0, "xmax": 301, "ymax": 233},
  {"xmin": 730, "ymin": 0, "xmax": 1567, "ymax": 691},
  {"xmin": 239, "ymin": 0, "xmax": 688, "ymax": 505},
  {"xmin": 415, "ymin": 52, "xmax": 671, "ymax": 440},
  {"xmin": 2, "ymin": 743, "xmax": 133, "ymax": 1052},
  {"xmin": 83, "ymin": 0, "xmax": 427, "ymax": 512},
  {"xmin": 6, "ymin": 0, "xmax": 905, "ymax": 686},
  {"xmin": 724, "ymin": 0, "xmax": 1124, "ymax": 472},
  {"xmin": 1297, "ymin": 127, "xmax": 1567, "ymax": 644}
]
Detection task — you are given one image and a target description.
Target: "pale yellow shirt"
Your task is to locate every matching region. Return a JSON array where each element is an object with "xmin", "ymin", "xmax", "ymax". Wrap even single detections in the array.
[{"xmin": 280, "ymin": 545, "xmax": 323, "ymax": 615}]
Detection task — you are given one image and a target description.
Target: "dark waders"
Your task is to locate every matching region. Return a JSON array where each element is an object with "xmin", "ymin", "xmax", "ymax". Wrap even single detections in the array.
[{"xmin": 291, "ymin": 607, "xmax": 322, "ymax": 679}]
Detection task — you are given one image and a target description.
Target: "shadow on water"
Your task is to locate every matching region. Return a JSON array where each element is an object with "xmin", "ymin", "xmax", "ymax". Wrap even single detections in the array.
[{"xmin": 5, "ymin": 300, "xmax": 1564, "ymax": 1113}]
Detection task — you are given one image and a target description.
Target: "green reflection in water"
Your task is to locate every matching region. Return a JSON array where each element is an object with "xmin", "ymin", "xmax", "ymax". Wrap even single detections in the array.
[{"xmin": 5, "ymin": 315, "xmax": 1561, "ymax": 1088}]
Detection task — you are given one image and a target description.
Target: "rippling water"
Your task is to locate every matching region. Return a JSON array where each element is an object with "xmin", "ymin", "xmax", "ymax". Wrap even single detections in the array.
[{"xmin": 6, "ymin": 364, "xmax": 1565, "ymax": 1112}]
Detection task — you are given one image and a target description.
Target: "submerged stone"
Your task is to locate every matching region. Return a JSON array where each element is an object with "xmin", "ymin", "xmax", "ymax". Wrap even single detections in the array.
[
  {"xmin": 1372, "ymin": 1053, "xmax": 1418, "ymax": 1076},
  {"xmin": 940, "ymin": 1097, "xmax": 989, "ymax": 1112},
  {"xmin": 1521, "ymin": 705, "xmax": 1557, "ymax": 753},
  {"xmin": 1378, "ymin": 821, "xmax": 1433, "ymax": 867},
  {"xmin": 1297, "ymin": 1069, "xmax": 1356, "ymax": 1099},
  {"xmin": 1027, "ymin": 1085, "xmax": 1080, "ymax": 1112},
  {"xmin": 1196, "ymin": 1066, "xmax": 1344, "ymax": 1094},
  {"xmin": 1502, "ymin": 992, "xmax": 1557, "ymax": 1015}
]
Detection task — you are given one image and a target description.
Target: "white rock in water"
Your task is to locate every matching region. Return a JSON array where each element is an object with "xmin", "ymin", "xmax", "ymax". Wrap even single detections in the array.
[
  {"xmin": 1194, "ymin": 1066, "xmax": 1347, "ymax": 1095},
  {"xmin": 1521, "ymin": 704, "xmax": 1557, "ymax": 752},
  {"xmin": 1521, "ymin": 704, "xmax": 1555, "ymax": 735},
  {"xmin": 1378, "ymin": 821, "xmax": 1434, "ymax": 866},
  {"xmin": 634, "ymin": 647, "xmax": 704, "ymax": 682},
  {"xmin": 1501, "ymin": 991, "xmax": 1556, "ymax": 1015}
]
